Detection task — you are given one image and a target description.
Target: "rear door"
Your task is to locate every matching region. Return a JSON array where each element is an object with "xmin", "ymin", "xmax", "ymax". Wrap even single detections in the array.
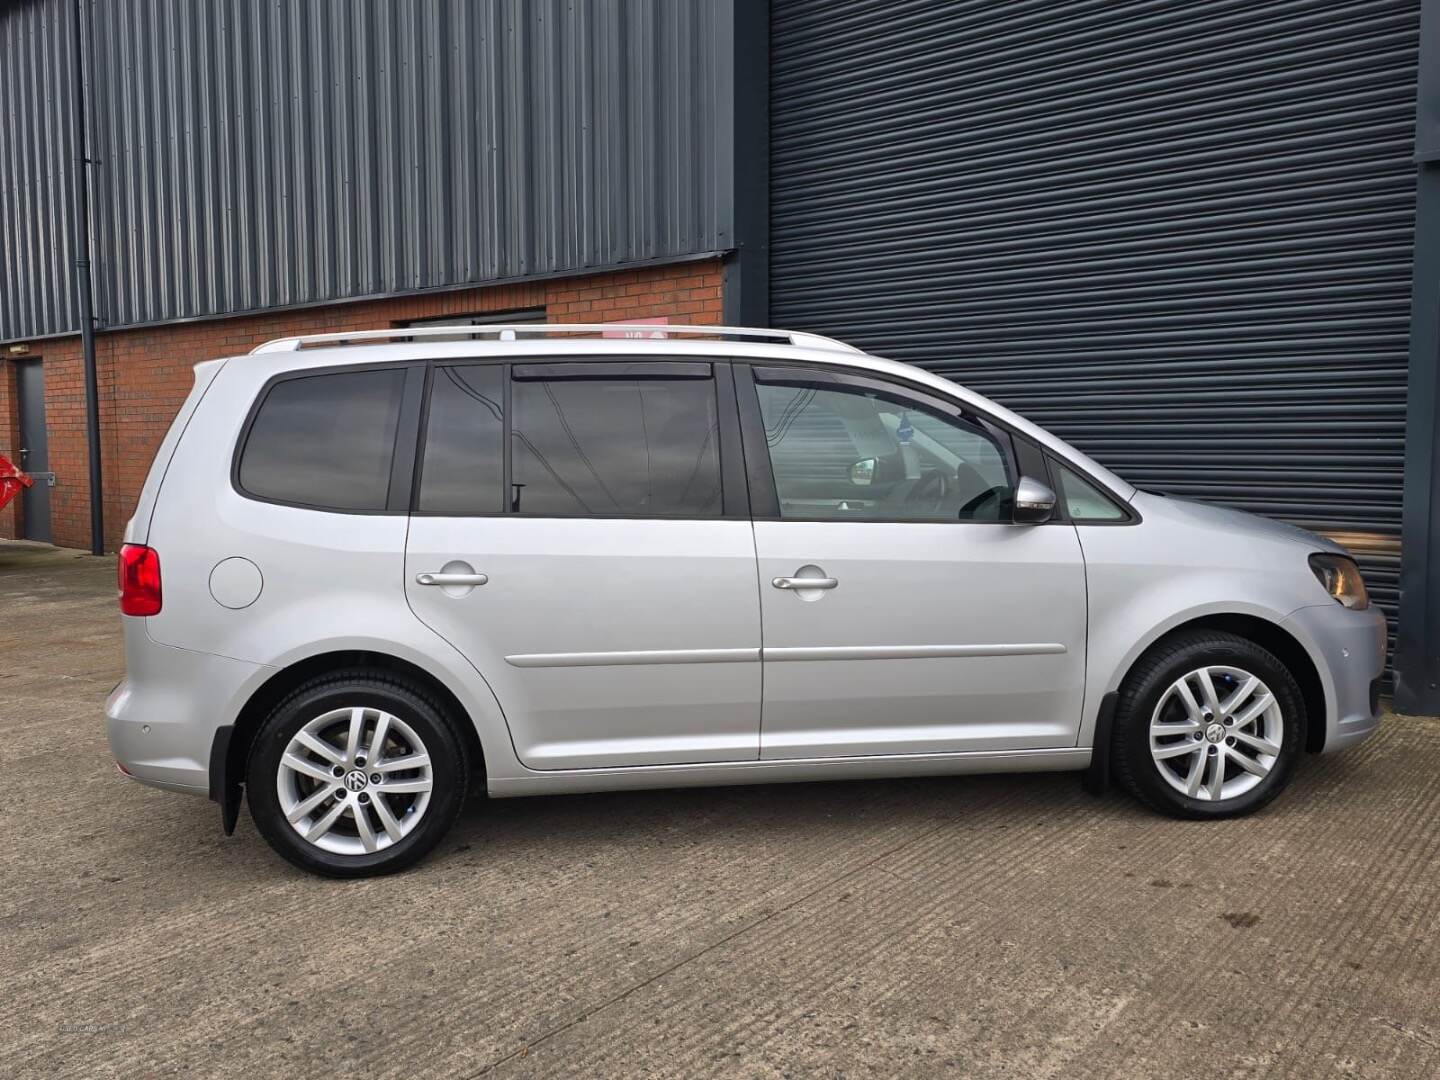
[
  {"xmin": 404, "ymin": 359, "xmax": 763, "ymax": 769},
  {"xmin": 738, "ymin": 364, "xmax": 1088, "ymax": 759}
]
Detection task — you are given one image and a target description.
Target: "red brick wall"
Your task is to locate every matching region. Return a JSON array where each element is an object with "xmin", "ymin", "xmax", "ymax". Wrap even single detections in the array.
[{"xmin": 0, "ymin": 259, "xmax": 723, "ymax": 550}]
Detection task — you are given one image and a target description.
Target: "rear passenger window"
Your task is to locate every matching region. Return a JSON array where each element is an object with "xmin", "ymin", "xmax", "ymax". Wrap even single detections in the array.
[
  {"xmin": 238, "ymin": 369, "xmax": 406, "ymax": 511},
  {"xmin": 510, "ymin": 372, "xmax": 722, "ymax": 517},
  {"xmin": 418, "ymin": 364, "xmax": 505, "ymax": 513}
]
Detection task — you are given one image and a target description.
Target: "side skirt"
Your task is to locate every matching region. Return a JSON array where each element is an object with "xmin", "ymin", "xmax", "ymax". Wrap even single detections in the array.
[{"xmin": 487, "ymin": 746, "xmax": 1091, "ymax": 798}]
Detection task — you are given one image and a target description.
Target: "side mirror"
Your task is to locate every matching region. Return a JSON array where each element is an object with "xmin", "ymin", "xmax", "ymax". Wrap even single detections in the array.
[
  {"xmin": 850, "ymin": 458, "xmax": 877, "ymax": 487},
  {"xmin": 1012, "ymin": 476, "xmax": 1056, "ymax": 524}
]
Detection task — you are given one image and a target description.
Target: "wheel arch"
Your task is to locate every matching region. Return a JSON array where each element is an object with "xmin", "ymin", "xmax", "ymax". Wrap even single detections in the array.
[
  {"xmin": 1114, "ymin": 613, "xmax": 1327, "ymax": 754},
  {"xmin": 222, "ymin": 650, "xmax": 488, "ymax": 821}
]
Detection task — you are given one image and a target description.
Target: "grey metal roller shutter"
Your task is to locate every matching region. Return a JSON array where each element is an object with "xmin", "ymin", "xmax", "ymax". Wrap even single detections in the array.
[{"xmin": 771, "ymin": 0, "xmax": 1420, "ymax": 667}]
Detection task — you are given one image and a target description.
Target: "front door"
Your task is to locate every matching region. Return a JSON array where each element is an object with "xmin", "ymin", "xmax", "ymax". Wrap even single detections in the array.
[
  {"xmin": 739, "ymin": 364, "xmax": 1088, "ymax": 759},
  {"xmin": 404, "ymin": 359, "xmax": 762, "ymax": 770},
  {"xmin": 15, "ymin": 359, "xmax": 50, "ymax": 543}
]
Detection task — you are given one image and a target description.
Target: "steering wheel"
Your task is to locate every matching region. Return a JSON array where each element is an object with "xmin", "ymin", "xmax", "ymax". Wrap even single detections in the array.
[{"xmin": 892, "ymin": 469, "xmax": 950, "ymax": 515}]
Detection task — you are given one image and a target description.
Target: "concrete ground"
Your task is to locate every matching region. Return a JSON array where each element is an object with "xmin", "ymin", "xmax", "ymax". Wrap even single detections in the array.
[{"xmin": 1, "ymin": 541, "xmax": 1438, "ymax": 1079}]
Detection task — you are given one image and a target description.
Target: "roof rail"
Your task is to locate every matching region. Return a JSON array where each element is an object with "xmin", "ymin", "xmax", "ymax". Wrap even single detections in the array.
[{"xmin": 249, "ymin": 323, "xmax": 864, "ymax": 356}]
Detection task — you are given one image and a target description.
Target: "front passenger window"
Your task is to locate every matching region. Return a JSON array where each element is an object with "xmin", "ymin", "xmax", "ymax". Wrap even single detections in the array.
[{"xmin": 755, "ymin": 379, "xmax": 1012, "ymax": 521}]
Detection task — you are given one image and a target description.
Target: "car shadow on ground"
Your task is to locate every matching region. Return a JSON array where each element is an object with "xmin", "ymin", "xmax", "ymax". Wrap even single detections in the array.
[
  {"xmin": 445, "ymin": 768, "xmax": 1136, "ymax": 852},
  {"xmin": 175, "ymin": 769, "xmax": 1111, "ymax": 876},
  {"xmin": 125, "ymin": 727, "xmax": 1387, "ymax": 880}
]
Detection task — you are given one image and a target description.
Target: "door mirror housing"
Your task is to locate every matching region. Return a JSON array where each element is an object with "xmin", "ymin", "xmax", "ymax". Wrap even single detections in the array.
[
  {"xmin": 1012, "ymin": 476, "xmax": 1056, "ymax": 524},
  {"xmin": 849, "ymin": 457, "xmax": 877, "ymax": 487}
]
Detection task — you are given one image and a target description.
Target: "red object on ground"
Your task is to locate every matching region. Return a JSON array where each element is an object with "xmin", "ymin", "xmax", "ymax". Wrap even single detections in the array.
[{"xmin": 0, "ymin": 451, "xmax": 32, "ymax": 513}]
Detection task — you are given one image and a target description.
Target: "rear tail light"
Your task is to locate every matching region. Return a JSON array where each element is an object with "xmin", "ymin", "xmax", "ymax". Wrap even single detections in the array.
[{"xmin": 118, "ymin": 544, "xmax": 162, "ymax": 616}]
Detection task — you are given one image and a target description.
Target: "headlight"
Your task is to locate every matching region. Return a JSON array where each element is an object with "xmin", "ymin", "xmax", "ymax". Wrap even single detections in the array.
[{"xmin": 1309, "ymin": 553, "xmax": 1369, "ymax": 610}]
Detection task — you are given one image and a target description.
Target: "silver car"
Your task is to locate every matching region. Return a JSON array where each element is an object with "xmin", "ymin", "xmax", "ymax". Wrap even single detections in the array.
[{"xmin": 107, "ymin": 325, "xmax": 1385, "ymax": 877}]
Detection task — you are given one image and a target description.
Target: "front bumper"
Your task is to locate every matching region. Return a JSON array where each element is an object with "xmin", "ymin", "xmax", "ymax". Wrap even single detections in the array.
[
  {"xmin": 1282, "ymin": 602, "xmax": 1387, "ymax": 753},
  {"xmin": 106, "ymin": 631, "xmax": 271, "ymax": 796}
]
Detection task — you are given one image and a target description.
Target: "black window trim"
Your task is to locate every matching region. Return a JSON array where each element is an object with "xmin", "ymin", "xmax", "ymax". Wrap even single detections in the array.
[
  {"xmin": 736, "ymin": 360, "xmax": 1136, "ymax": 527},
  {"xmin": 512, "ymin": 360, "xmax": 713, "ymax": 381},
  {"xmin": 231, "ymin": 360, "xmax": 425, "ymax": 516},
  {"xmin": 409, "ymin": 355, "xmax": 749, "ymax": 521},
  {"xmin": 1012, "ymin": 433, "xmax": 1054, "ymax": 508}
]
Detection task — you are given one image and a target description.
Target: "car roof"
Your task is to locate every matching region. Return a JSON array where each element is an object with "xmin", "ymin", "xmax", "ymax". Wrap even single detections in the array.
[{"xmin": 234, "ymin": 323, "xmax": 1135, "ymax": 501}]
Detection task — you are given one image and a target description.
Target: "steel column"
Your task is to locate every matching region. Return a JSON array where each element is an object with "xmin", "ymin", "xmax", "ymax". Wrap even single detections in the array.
[
  {"xmin": 722, "ymin": 0, "xmax": 769, "ymax": 327},
  {"xmin": 1394, "ymin": 0, "xmax": 1440, "ymax": 712},
  {"xmin": 68, "ymin": 0, "xmax": 102, "ymax": 554}
]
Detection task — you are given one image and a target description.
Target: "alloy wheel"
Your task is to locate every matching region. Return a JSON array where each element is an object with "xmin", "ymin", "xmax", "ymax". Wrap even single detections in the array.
[
  {"xmin": 1149, "ymin": 665, "xmax": 1283, "ymax": 802},
  {"xmin": 276, "ymin": 706, "xmax": 434, "ymax": 855}
]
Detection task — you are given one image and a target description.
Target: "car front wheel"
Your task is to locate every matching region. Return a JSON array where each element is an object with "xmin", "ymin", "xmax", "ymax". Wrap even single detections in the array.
[{"xmin": 1113, "ymin": 630, "xmax": 1305, "ymax": 819}]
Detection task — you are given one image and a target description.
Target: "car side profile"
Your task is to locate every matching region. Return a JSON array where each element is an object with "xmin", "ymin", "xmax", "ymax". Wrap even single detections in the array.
[{"xmin": 107, "ymin": 325, "xmax": 1385, "ymax": 877}]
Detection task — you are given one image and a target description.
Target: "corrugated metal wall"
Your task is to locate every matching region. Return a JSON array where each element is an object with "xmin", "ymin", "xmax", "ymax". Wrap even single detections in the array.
[
  {"xmin": 0, "ymin": 0, "xmax": 730, "ymax": 342},
  {"xmin": 772, "ymin": 0, "xmax": 1420, "ymax": 663},
  {"xmin": 0, "ymin": 0, "xmax": 78, "ymax": 339}
]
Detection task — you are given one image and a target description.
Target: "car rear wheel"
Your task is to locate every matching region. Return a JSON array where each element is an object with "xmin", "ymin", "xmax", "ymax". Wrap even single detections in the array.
[
  {"xmin": 1113, "ymin": 630, "xmax": 1305, "ymax": 819},
  {"xmin": 247, "ymin": 671, "xmax": 469, "ymax": 877}
]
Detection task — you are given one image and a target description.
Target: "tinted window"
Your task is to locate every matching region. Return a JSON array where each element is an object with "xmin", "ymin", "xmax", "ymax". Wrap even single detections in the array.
[
  {"xmin": 418, "ymin": 364, "xmax": 504, "ymax": 513},
  {"xmin": 239, "ymin": 369, "xmax": 405, "ymax": 510},
  {"xmin": 1057, "ymin": 464, "xmax": 1126, "ymax": 521},
  {"xmin": 755, "ymin": 379, "xmax": 1011, "ymax": 521},
  {"xmin": 510, "ymin": 374, "xmax": 722, "ymax": 516}
]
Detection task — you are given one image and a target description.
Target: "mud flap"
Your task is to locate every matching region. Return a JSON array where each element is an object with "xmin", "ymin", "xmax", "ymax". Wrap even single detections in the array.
[
  {"xmin": 208, "ymin": 726, "xmax": 243, "ymax": 835},
  {"xmin": 1081, "ymin": 691, "xmax": 1119, "ymax": 797}
]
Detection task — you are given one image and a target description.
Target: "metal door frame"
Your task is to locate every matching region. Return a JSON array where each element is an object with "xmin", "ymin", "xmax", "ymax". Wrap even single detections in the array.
[{"xmin": 13, "ymin": 357, "xmax": 52, "ymax": 543}]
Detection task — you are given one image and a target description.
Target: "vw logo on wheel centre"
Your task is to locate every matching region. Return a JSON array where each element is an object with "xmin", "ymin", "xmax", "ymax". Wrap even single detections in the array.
[{"xmin": 344, "ymin": 769, "xmax": 369, "ymax": 792}]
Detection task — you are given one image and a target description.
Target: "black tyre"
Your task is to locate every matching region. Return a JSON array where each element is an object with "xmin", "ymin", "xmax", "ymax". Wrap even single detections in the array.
[
  {"xmin": 246, "ymin": 670, "xmax": 469, "ymax": 877},
  {"xmin": 1113, "ymin": 630, "xmax": 1305, "ymax": 819}
]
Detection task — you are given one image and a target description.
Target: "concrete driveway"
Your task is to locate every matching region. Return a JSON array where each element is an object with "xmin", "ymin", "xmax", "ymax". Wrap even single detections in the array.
[{"xmin": 2, "ymin": 541, "xmax": 1438, "ymax": 1078}]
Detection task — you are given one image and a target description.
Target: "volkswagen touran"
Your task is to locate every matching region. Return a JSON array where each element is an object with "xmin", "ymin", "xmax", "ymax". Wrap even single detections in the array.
[{"xmin": 107, "ymin": 325, "xmax": 1384, "ymax": 876}]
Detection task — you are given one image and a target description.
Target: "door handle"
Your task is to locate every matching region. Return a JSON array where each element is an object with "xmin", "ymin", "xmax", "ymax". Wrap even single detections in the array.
[
  {"xmin": 416, "ymin": 572, "xmax": 489, "ymax": 587},
  {"xmin": 772, "ymin": 575, "xmax": 838, "ymax": 590}
]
